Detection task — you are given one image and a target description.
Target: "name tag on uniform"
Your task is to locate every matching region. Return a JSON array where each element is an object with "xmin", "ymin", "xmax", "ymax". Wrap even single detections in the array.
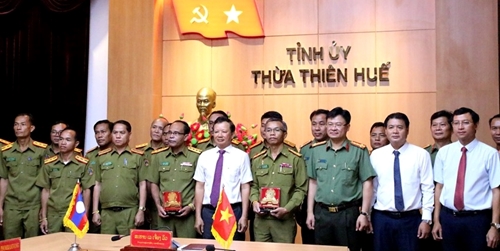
[
  {"xmin": 6, "ymin": 157, "xmax": 15, "ymax": 162},
  {"xmin": 161, "ymin": 162, "xmax": 170, "ymax": 166},
  {"xmin": 260, "ymin": 164, "xmax": 269, "ymax": 169},
  {"xmin": 180, "ymin": 162, "xmax": 192, "ymax": 167},
  {"xmin": 317, "ymin": 159, "xmax": 327, "ymax": 163},
  {"xmin": 103, "ymin": 161, "xmax": 112, "ymax": 166},
  {"xmin": 51, "ymin": 168, "xmax": 60, "ymax": 172}
]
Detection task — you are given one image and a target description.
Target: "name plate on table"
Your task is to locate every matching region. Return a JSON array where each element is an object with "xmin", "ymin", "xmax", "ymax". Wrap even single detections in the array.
[
  {"xmin": 129, "ymin": 229, "xmax": 172, "ymax": 249},
  {"xmin": 0, "ymin": 238, "xmax": 20, "ymax": 251},
  {"xmin": 163, "ymin": 191, "xmax": 182, "ymax": 215},
  {"xmin": 260, "ymin": 187, "xmax": 280, "ymax": 212}
]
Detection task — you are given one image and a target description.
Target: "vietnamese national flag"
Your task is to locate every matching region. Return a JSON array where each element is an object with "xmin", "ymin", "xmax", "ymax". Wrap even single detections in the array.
[
  {"xmin": 63, "ymin": 182, "xmax": 89, "ymax": 238},
  {"xmin": 172, "ymin": 0, "xmax": 264, "ymax": 39},
  {"xmin": 211, "ymin": 188, "xmax": 237, "ymax": 249}
]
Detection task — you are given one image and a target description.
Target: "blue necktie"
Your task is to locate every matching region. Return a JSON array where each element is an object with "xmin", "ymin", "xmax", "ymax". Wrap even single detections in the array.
[{"xmin": 393, "ymin": 150, "xmax": 404, "ymax": 211}]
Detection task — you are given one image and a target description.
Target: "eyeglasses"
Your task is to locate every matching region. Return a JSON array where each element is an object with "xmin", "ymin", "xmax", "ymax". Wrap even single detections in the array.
[
  {"xmin": 163, "ymin": 131, "xmax": 185, "ymax": 136},
  {"xmin": 51, "ymin": 130, "xmax": 63, "ymax": 135},
  {"xmin": 452, "ymin": 120, "xmax": 472, "ymax": 127},
  {"xmin": 327, "ymin": 123, "xmax": 346, "ymax": 128},
  {"xmin": 265, "ymin": 128, "xmax": 286, "ymax": 133}
]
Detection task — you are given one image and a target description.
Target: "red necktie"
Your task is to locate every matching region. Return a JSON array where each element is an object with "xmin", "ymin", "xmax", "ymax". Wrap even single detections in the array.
[{"xmin": 454, "ymin": 147, "xmax": 467, "ymax": 211}]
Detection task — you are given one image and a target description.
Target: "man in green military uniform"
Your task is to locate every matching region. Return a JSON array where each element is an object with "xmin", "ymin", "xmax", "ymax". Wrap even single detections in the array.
[
  {"xmin": 92, "ymin": 120, "xmax": 147, "ymax": 235},
  {"xmin": 43, "ymin": 121, "xmax": 82, "ymax": 159},
  {"xmin": 0, "ymin": 113, "xmax": 47, "ymax": 239},
  {"xmin": 249, "ymin": 111, "xmax": 298, "ymax": 158},
  {"xmin": 0, "ymin": 138, "xmax": 11, "ymax": 148},
  {"xmin": 135, "ymin": 117, "xmax": 169, "ymax": 230},
  {"xmin": 424, "ymin": 110, "xmax": 453, "ymax": 165},
  {"xmin": 306, "ymin": 107, "xmax": 376, "ymax": 251},
  {"xmin": 298, "ymin": 109, "xmax": 329, "ymax": 244},
  {"xmin": 196, "ymin": 111, "xmax": 244, "ymax": 151},
  {"xmin": 250, "ymin": 118, "xmax": 308, "ymax": 243},
  {"xmin": 36, "ymin": 128, "xmax": 94, "ymax": 234},
  {"xmin": 149, "ymin": 120, "xmax": 201, "ymax": 237}
]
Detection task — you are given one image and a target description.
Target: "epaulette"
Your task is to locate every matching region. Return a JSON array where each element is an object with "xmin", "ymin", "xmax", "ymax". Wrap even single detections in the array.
[
  {"xmin": 98, "ymin": 148, "xmax": 112, "ymax": 156},
  {"xmin": 1, "ymin": 143, "xmax": 13, "ymax": 152},
  {"xmin": 75, "ymin": 155, "xmax": 89, "ymax": 164},
  {"xmin": 300, "ymin": 140, "xmax": 313, "ymax": 149},
  {"xmin": 311, "ymin": 141, "xmax": 326, "ymax": 148},
  {"xmin": 350, "ymin": 140, "xmax": 366, "ymax": 149},
  {"xmin": 135, "ymin": 143, "xmax": 148, "ymax": 149},
  {"xmin": 197, "ymin": 138, "xmax": 210, "ymax": 144},
  {"xmin": 33, "ymin": 141, "xmax": 48, "ymax": 149},
  {"xmin": 44, "ymin": 155, "xmax": 58, "ymax": 164},
  {"xmin": 231, "ymin": 139, "xmax": 241, "ymax": 145},
  {"xmin": 284, "ymin": 140, "xmax": 296, "ymax": 148},
  {"xmin": 74, "ymin": 148, "xmax": 82, "ymax": 153},
  {"xmin": 288, "ymin": 148, "xmax": 302, "ymax": 157},
  {"xmin": 152, "ymin": 147, "xmax": 169, "ymax": 154},
  {"xmin": 249, "ymin": 140, "xmax": 263, "ymax": 149},
  {"xmin": 131, "ymin": 148, "xmax": 144, "ymax": 155},
  {"xmin": 188, "ymin": 146, "xmax": 202, "ymax": 154},
  {"xmin": 423, "ymin": 144, "xmax": 431, "ymax": 149},
  {"xmin": 85, "ymin": 146, "xmax": 98, "ymax": 155},
  {"xmin": 0, "ymin": 138, "xmax": 10, "ymax": 145},
  {"xmin": 252, "ymin": 150, "xmax": 267, "ymax": 159}
]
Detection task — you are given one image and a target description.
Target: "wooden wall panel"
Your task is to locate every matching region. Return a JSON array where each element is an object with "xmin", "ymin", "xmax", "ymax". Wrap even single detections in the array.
[
  {"xmin": 376, "ymin": 0, "xmax": 435, "ymax": 31},
  {"xmin": 318, "ymin": 0, "xmax": 376, "ymax": 34},
  {"xmin": 263, "ymin": 0, "xmax": 318, "ymax": 36}
]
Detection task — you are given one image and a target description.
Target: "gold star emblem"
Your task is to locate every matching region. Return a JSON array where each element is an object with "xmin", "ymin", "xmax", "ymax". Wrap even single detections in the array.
[{"xmin": 219, "ymin": 207, "xmax": 233, "ymax": 223}]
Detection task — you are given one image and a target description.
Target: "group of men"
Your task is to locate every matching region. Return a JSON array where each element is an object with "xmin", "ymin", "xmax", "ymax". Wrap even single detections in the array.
[{"xmin": 1, "ymin": 106, "xmax": 500, "ymax": 251}]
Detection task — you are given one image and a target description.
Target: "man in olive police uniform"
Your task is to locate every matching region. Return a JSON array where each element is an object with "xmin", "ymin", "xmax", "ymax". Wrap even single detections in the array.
[
  {"xmin": 306, "ymin": 107, "xmax": 376, "ymax": 250},
  {"xmin": 0, "ymin": 113, "xmax": 47, "ymax": 239},
  {"xmin": 36, "ymin": 128, "xmax": 94, "ymax": 234},
  {"xmin": 149, "ymin": 120, "xmax": 201, "ymax": 237},
  {"xmin": 250, "ymin": 118, "xmax": 308, "ymax": 243},
  {"xmin": 92, "ymin": 120, "xmax": 147, "ymax": 235}
]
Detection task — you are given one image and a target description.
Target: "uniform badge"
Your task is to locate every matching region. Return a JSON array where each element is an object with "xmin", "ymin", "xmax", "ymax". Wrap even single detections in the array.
[
  {"xmin": 144, "ymin": 159, "xmax": 149, "ymax": 167},
  {"xmin": 103, "ymin": 161, "xmax": 112, "ymax": 166},
  {"xmin": 260, "ymin": 164, "xmax": 269, "ymax": 169},
  {"xmin": 124, "ymin": 158, "xmax": 128, "ymax": 166},
  {"xmin": 161, "ymin": 161, "xmax": 170, "ymax": 166},
  {"xmin": 88, "ymin": 168, "xmax": 93, "ymax": 176},
  {"xmin": 304, "ymin": 156, "xmax": 310, "ymax": 161},
  {"xmin": 6, "ymin": 157, "xmax": 15, "ymax": 162},
  {"xmin": 180, "ymin": 162, "xmax": 192, "ymax": 167},
  {"xmin": 27, "ymin": 157, "xmax": 32, "ymax": 161},
  {"xmin": 318, "ymin": 159, "xmax": 327, "ymax": 163},
  {"xmin": 90, "ymin": 161, "xmax": 96, "ymax": 165}
]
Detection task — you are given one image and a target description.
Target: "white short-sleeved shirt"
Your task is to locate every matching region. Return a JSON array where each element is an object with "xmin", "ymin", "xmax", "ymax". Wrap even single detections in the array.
[
  {"xmin": 434, "ymin": 139, "xmax": 500, "ymax": 211},
  {"xmin": 193, "ymin": 145, "xmax": 253, "ymax": 204},
  {"xmin": 370, "ymin": 142, "xmax": 435, "ymax": 220}
]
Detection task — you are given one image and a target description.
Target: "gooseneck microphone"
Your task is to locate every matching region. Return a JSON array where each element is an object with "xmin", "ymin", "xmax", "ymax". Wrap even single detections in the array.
[
  {"xmin": 205, "ymin": 244, "xmax": 236, "ymax": 251},
  {"xmin": 111, "ymin": 234, "xmax": 130, "ymax": 241}
]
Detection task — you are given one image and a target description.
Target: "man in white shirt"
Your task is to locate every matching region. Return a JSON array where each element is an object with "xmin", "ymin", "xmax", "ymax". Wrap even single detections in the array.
[
  {"xmin": 370, "ymin": 112, "xmax": 434, "ymax": 251},
  {"xmin": 432, "ymin": 107, "xmax": 500, "ymax": 251},
  {"xmin": 193, "ymin": 117, "xmax": 253, "ymax": 240},
  {"xmin": 489, "ymin": 114, "xmax": 500, "ymax": 152}
]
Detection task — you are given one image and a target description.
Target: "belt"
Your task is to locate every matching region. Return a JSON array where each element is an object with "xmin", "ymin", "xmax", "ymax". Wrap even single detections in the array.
[
  {"xmin": 203, "ymin": 202, "xmax": 242, "ymax": 210},
  {"xmin": 106, "ymin": 207, "xmax": 128, "ymax": 212},
  {"xmin": 373, "ymin": 209, "xmax": 420, "ymax": 218},
  {"xmin": 442, "ymin": 206, "xmax": 491, "ymax": 217},
  {"xmin": 316, "ymin": 200, "xmax": 361, "ymax": 213}
]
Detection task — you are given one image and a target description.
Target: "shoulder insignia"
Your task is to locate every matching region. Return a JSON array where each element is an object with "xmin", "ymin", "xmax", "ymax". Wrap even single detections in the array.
[
  {"xmin": 152, "ymin": 147, "xmax": 169, "ymax": 155},
  {"xmin": 188, "ymin": 146, "xmax": 202, "ymax": 154},
  {"xmin": 98, "ymin": 148, "xmax": 112, "ymax": 156},
  {"xmin": 231, "ymin": 139, "xmax": 241, "ymax": 145},
  {"xmin": 288, "ymin": 148, "xmax": 302, "ymax": 157},
  {"xmin": 33, "ymin": 141, "xmax": 48, "ymax": 149},
  {"xmin": 252, "ymin": 150, "xmax": 267, "ymax": 159},
  {"xmin": 0, "ymin": 138, "xmax": 10, "ymax": 145},
  {"xmin": 1, "ymin": 143, "xmax": 13, "ymax": 152},
  {"xmin": 74, "ymin": 148, "xmax": 82, "ymax": 153},
  {"xmin": 135, "ymin": 143, "xmax": 148, "ymax": 149},
  {"xmin": 284, "ymin": 140, "xmax": 296, "ymax": 148},
  {"xmin": 423, "ymin": 144, "xmax": 431, "ymax": 149},
  {"xmin": 44, "ymin": 155, "xmax": 58, "ymax": 164},
  {"xmin": 75, "ymin": 155, "xmax": 89, "ymax": 164},
  {"xmin": 85, "ymin": 146, "xmax": 98, "ymax": 155},
  {"xmin": 311, "ymin": 141, "xmax": 327, "ymax": 148},
  {"xmin": 131, "ymin": 148, "xmax": 144, "ymax": 155},
  {"xmin": 300, "ymin": 140, "xmax": 313, "ymax": 149},
  {"xmin": 350, "ymin": 140, "xmax": 366, "ymax": 149},
  {"xmin": 249, "ymin": 140, "xmax": 263, "ymax": 149},
  {"xmin": 197, "ymin": 138, "xmax": 210, "ymax": 144}
]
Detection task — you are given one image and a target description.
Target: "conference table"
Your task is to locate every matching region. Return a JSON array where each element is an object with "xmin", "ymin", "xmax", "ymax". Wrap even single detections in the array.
[{"xmin": 20, "ymin": 232, "xmax": 347, "ymax": 251}]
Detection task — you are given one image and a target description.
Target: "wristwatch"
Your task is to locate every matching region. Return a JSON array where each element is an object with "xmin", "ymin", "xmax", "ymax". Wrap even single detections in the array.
[
  {"xmin": 422, "ymin": 220, "xmax": 432, "ymax": 225},
  {"xmin": 490, "ymin": 222, "xmax": 500, "ymax": 230},
  {"xmin": 139, "ymin": 206, "xmax": 146, "ymax": 212}
]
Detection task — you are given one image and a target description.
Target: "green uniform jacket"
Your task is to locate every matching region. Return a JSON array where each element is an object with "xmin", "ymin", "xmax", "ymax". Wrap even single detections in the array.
[
  {"xmin": 307, "ymin": 139, "xmax": 376, "ymax": 206},
  {"xmin": 135, "ymin": 142, "xmax": 165, "ymax": 164},
  {"xmin": 0, "ymin": 138, "xmax": 11, "ymax": 148},
  {"xmin": 250, "ymin": 146, "xmax": 308, "ymax": 217},
  {"xmin": 43, "ymin": 144, "xmax": 83, "ymax": 159},
  {"xmin": 424, "ymin": 144, "xmax": 439, "ymax": 167},
  {"xmin": 249, "ymin": 140, "xmax": 299, "ymax": 159},
  {"xmin": 95, "ymin": 147, "xmax": 147, "ymax": 209},
  {"xmin": 36, "ymin": 154, "xmax": 95, "ymax": 213},
  {"xmin": 147, "ymin": 146, "xmax": 201, "ymax": 207},
  {"xmin": 0, "ymin": 140, "xmax": 47, "ymax": 210}
]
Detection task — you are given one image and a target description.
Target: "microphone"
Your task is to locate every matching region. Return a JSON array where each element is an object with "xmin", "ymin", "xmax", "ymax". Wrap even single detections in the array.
[
  {"xmin": 111, "ymin": 234, "xmax": 129, "ymax": 241},
  {"xmin": 205, "ymin": 244, "xmax": 235, "ymax": 251}
]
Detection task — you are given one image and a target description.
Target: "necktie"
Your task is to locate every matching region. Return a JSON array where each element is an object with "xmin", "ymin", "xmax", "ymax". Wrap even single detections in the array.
[
  {"xmin": 393, "ymin": 150, "xmax": 404, "ymax": 211},
  {"xmin": 454, "ymin": 147, "xmax": 467, "ymax": 211},
  {"xmin": 210, "ymin": 149, "xmax": 225, "ymax": 207}
]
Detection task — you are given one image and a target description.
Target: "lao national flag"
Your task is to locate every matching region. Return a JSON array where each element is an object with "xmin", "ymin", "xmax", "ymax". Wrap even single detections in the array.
[
  {"xmin": 172, "ymin": 0, "xmax": 264, "ymax": 39},
  {"xmin": 63, "ymin": 182, "xmax": 89, "ymax": 238},
  {"xmin": 211, "ymin": 188, "xmax": 237, "ymax": 249}
]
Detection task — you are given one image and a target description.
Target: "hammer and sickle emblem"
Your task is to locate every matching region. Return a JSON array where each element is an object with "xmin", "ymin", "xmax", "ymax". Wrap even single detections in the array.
[{"xmin": 190, "ymin": 5, "xmax": 208, "ymax": 24}]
